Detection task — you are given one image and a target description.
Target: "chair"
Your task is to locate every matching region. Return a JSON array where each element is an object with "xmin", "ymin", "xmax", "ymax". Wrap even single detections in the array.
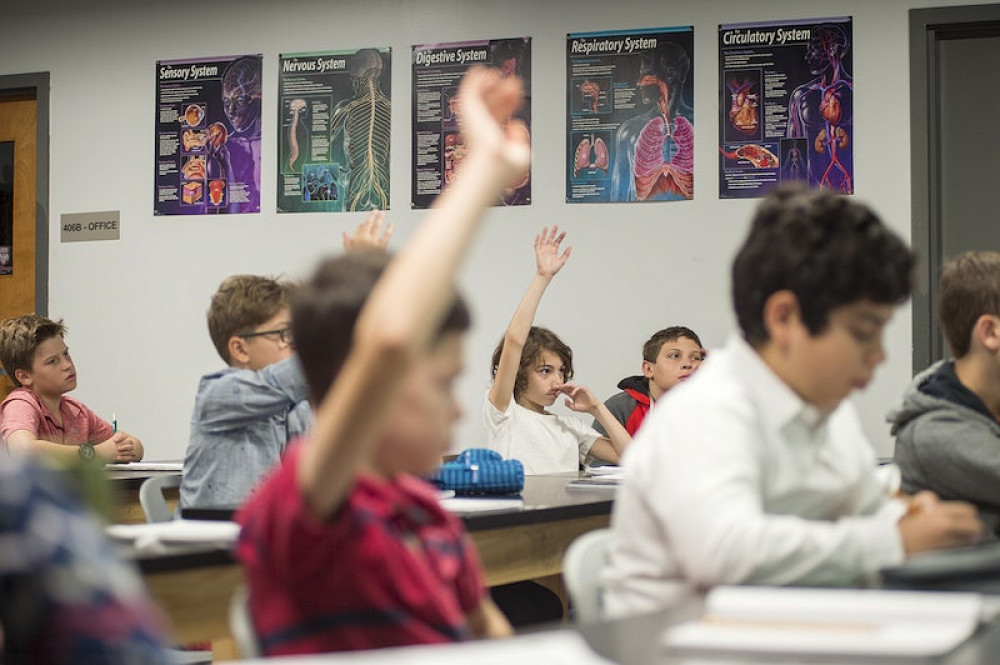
[
  {"xmin": 229, "ymin": 585, "xmax": 261, "ymax": 659},
  {"xmin": 562, "ymin": 528, "xmax": 614, "ymax": 623},
  {"xmin": 139, "ymin": 474, "xmax": 182, "ymax": 523}
]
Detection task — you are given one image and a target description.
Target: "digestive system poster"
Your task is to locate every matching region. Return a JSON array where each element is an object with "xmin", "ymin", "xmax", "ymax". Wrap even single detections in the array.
[
  {"xmin": 411, "ymin": 37, "xmax": 531, "ymax": 209},
  {"xmin": 566, "ymin": 27, "xmax": 694, "ymax": 203},
  {"xmin": 718, "ymin": 17, "xmax": 854, "ymax": 198},
  {"xmin": 155, "ymin": 54, "xmax": 262, "ymax": 215},
  {"xmin": 278, "ymin": 48, "xmax": 391, "ymax": 213}
]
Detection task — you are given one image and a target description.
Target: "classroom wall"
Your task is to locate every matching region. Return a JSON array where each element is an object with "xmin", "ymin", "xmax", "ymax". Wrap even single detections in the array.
[{"xmin": 1, "ymin": 0, "xmax": 989, "ymax": 460}]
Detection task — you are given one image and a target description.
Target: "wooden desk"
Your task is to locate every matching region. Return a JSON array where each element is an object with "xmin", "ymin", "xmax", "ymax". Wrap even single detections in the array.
[
  {"xmin": 136, "ymin": 474, "xmax": 614, "ymax": 646},
  {"xmin": 107, "ymin": 468, "xmax": 181, "ymax": 524}
]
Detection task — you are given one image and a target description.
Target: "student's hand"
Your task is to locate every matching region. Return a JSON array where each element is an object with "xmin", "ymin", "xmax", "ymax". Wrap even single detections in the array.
[
  {"xmin": 535, "ymin": 225, "xmax": 572, "ymax": 278},
  {"xmin": 558, "ymin": 383, "xmax": 600, "ymax": 415},
  {"xmin": 97, "ymin": 432, "xmax": 143, "ymax": 463},
  {"xmin": 457, "ymin": 65, "xmax": 530, "ymax": 183},
  {"xmin": 898, "ymin": 491, "xmax": 983, "ymax": 554},
  {"xmin": 343, "ymin": 209, "xmax": 393, "ymax": 253}
]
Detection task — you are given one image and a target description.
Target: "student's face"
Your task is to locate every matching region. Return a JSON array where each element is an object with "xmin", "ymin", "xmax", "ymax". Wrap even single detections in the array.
[
  {"xmin": 788, "ymin": 300, "xmax": 893, "ymax": 412},
  {"xmin": 519, "ymin": 349, "xmax": 567, "ymax": 412},
  {"xmin": 242, "ymin": 308, "xmax": 294, "ymax": 371},
  {"xmin": 18, "ymin": 336, "xmax": 76, "ymax": 398},
  {"xmin": 377, "ymin": 332, "xmax": 465, "ymax": 475},
  {"xmin": 643, "ymin": 337, "xmax": 706, "ymax": 398}
]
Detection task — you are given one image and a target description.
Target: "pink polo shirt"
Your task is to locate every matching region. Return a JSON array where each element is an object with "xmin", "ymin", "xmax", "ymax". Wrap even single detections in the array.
[{"xmin": 0, "ymin": 387, "xmax": 113, "ymax": 446}]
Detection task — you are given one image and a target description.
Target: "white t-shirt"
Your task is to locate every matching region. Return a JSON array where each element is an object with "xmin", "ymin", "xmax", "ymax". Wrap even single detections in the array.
[
  {"xmin": 483, "ymin": 390, "xmax": 599, "ymax": 474},
  {"xmin": 602, "ymin": 335, "xmax": 906, "ymax": 618}
]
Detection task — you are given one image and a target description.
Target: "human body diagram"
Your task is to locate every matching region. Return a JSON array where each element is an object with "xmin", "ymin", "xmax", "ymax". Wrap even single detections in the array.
[
  {"xmin": 330, "ymin": 49, "xmax": 391, "ymax": 212},
  {"xmin": 786, "ymin": 25, "xmax": 853, "ymax": 193}
]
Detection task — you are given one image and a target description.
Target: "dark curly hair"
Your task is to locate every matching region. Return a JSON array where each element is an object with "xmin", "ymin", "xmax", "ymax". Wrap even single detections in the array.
[
  {"xmin": 732, "ymin": 185, "xmax": 914, "ymax": 346},
  {"xmin": 491, "ymin": 326, "xmax": 574, "ymax": 401}
]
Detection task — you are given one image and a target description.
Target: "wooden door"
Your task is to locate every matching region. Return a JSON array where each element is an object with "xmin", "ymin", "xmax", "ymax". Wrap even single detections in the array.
[{"xmin": 0, "ymin": 94, "xmax": 37, "ymax": 399}]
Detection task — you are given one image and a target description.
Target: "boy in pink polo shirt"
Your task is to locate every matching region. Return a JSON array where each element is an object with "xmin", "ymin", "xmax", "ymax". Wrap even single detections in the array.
[
  {"xmin": 0, "ymin": 314, "xmax": 142, "ymax": 463},
  {"xmin": 236, "ymin": 66, "xmax": 528, "ymax": 654}
]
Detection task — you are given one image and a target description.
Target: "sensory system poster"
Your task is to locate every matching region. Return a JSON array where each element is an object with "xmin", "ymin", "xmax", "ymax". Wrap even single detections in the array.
[
  {"xmin": 155, "ymin": 54, "xmax": 262, "ymax": 215},
  {"xmin": 566, "ymin": 26, "xmax": 694, "ymax": 203},
  {"xmin": 277, "ymin": 48, "xmax": 391, "ymax": 213},
  {"xmin": 718, "ymin": 17, "xmax": 854, "ymax": 198},
  {"xmin": 411, "ymin": 37, "xmax": 532, "ymax": 209}
]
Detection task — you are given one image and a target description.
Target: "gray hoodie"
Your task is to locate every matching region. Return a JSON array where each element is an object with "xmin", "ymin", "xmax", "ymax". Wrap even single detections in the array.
[{"xmin": 890, "ymin": 359, "xmax": 1000, "ymax": 535}]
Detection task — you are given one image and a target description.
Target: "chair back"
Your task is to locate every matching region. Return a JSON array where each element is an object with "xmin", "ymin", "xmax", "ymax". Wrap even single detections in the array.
[
  {"xmin": 229, "ymin": 585, "xmax": 261, "ymax": 658},
  {"xmin": 138, "ymin": 474, "xmax": 182, "ymax": 523},
  {"xmin": 562, "ymin": 528, "xmax": 614, "ymax": 623}
]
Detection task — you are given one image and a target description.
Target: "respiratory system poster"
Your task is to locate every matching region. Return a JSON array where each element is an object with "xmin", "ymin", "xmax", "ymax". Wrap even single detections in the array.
[{"xmin": 566, "ymin": 27, "xmax": 694, "ymax": 203}]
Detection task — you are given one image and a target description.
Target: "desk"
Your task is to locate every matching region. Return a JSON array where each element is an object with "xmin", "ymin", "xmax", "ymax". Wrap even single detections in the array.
[
  {"xmin": 108, "ymin": 468, "xmax": 181, "ymax": 524},
  {"xmin": 135, "ymin": 474, "xmax": 614, "ymax": 646}
]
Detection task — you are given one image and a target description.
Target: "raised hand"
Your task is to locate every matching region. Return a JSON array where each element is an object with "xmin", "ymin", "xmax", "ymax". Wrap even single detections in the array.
[
  {"xmin": 457, "ymin": 66, "xmax": 530, "ymax": 183},
  {"xmin": 343, "ymin": 209, "xmax": 393, "ymax": 252},
  {"xmin": 535, "ymin": 225, "xmax": 572, "ymax": 278}
]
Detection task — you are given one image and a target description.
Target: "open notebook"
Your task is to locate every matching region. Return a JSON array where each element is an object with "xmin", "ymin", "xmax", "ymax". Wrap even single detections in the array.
[{"xmin": 663, "ymin": 585, "xmax": 982, "ymax": 662}]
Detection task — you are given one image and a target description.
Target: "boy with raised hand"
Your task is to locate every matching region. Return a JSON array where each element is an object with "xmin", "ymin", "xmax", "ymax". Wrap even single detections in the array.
[
  {"xmin": 235, "ymin": 66, "xmax": 528, "ymax": 654},
  {"xmin": 603, "ymin": 186, "xmax": 983, "ymax": 618},
  {"xmin": 181, "ymin": 210, "xmax": 391, "ymax": 508},
  {"xmin": 891, "ymin": 251, "xmax": 1000, "ymax": 535},
  {"xmin": 0, "ymin": 314, "xmax": 143, "ymax": 463},
  {"xmin": 593, "ymin": 325, "xmax": 706, "ymax": 438}
]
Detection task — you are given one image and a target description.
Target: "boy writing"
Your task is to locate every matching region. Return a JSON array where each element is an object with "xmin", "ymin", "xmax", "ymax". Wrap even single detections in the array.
[
  {"xmin": 235, "ymin": 66, "xmax": 527, "ymax": 654},
  {"xmin": 891, "ymin": 251, "xmax": 1000, "ymax": 535},
  {"xmin": 603, "ymin": 186, "xmax": 983, "ymax": 618},
  {"xmin": 181, "ymin": 212, "xmax": 391, "ymax": 508},
  {"xmin": 0, "ymin": 314, "xmax": 143, "ymax": 463},
  {"xmin": 485, "ymin": 226, "xmax": 631, "ymax": 474},
  {"xmin": 593, "ymin": 326, "xmax": 706, "ymax": 437}
]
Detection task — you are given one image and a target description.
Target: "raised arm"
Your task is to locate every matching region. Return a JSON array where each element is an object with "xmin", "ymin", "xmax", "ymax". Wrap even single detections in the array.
[
  {"xmin": 343, "ymin": 209, "xmax": 393, "ymax": 252},
  {"xmin": 488, "ymin": 227, "xmax": 572, "ymax": 412},
  {"xmin": 298, "ymin": 67, "xmax": 530, "ymax": 519}
]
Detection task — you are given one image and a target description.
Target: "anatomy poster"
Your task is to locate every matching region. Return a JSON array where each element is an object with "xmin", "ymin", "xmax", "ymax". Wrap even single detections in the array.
[
  {"xmin": 411, "ymin": 37, "xmax": 531, "ymax": 209},
  {"xmin": 277, "ymin": 48, "xmax": 391, "ymax": 213},
  {"xmin": 155, "ymin": 54, "xmax": 262, "ymax": 215},
  {"xmin": 566, "ymin": 27, "xmax": 694, "ymax": 203},
  {"xmin": 718, "ymin": 17, "xmax": 854, "ymax": 198}
]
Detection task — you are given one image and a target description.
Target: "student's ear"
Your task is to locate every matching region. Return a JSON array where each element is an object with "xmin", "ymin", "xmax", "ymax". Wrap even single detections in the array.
[
  {"xmin": 974, "ymin": 314, "xmax": 1000, "ymax": 353},
  {"xmin": 762, "ymin": 290, "xmax": 801, "ymax": 349},
  {"xmin": 641, "ymin": 359, "xmax": 654, "ymax": 379},
  {"xmin": 13, "ymin": 368, "xmax": 32, "ymax": 387},
  {"xmin": 228, "ymin": 335, "xmax": 251, "ymax": 368}
]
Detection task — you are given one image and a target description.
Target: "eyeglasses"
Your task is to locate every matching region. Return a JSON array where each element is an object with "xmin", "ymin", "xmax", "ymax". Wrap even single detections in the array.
[{"xmin": 238, "ymin": 327, "xmax": 293, "ymax": 346}]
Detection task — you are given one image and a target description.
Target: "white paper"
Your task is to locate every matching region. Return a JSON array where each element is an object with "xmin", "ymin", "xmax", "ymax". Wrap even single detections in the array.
[
  {"xmin": 106, "ymin": 519, "xmax": 239, "ymax": 551},
  {"xmin": 219, "ymin": 630, "xmax": 614, "ymax": 665},
  {"xmin": 438, "ymin": 496, "xmax": 524, "ymax": 514},
  {"xmin": 664, "ymin": 586, "xmax": 982, "ymax": 660},
  {"xmin": 105, "ymin": 461, "xmax": 183, "ymax": 471}
]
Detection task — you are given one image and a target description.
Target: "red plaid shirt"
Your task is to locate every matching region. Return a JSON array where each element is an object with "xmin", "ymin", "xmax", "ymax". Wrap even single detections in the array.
[{"xmin": 236, "ymin": 442, "xmax": 487, "ymax": 655}]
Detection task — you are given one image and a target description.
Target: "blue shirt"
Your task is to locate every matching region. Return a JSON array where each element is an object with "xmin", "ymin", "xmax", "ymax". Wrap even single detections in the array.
[
  {"xmin": 0, "ymin": 459, "xmax": 171, "ymax": 664},
  {"xmin": 180, "ymin": 355, "xmax": 312, "ymax": 508}
]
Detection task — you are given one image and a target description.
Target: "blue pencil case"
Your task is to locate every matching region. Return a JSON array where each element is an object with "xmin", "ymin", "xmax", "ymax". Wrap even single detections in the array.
[{"xmin": 428, "ymin": 448, "xmax": 524, "ymax": 496}]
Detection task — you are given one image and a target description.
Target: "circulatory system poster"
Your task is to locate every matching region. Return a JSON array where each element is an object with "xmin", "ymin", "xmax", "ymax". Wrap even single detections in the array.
[{"xmin": 718, "ymin": 17, "xmax": 854, "ymax": 198}]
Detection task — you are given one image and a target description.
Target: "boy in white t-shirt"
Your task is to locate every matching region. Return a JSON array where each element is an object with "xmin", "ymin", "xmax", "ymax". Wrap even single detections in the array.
[{"xmin": 484, "ymin": 226, "xmax": 631, "ymax": 474}]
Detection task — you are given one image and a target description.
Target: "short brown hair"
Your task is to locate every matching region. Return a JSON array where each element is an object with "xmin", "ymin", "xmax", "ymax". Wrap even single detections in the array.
[
  {"xmin": 642, "ymin": 326, "xmax": 703, "ymax": 363},
  {"xmin": 491, "ymin": 326, "xmax": 574, "ymax": 401},
  {"xmin": 207, "ymin": 275, "xmax": 295, "ymax": 364},
  {"xmin": 938, "ymin": 251, "xmax": 1000, "ymax": 358},
  {"xmin": 292, "ymin": 251, "xmax": 471, "ymax": 405},
  {"xmin": 0, "ymin": 314, "xmax": 67, "ymax": 387}
]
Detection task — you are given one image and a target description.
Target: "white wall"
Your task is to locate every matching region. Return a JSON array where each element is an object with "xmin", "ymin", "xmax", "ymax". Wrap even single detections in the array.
[{"xmin": 1, "ymin": 0, "xmax": 988, "ymax": 460}]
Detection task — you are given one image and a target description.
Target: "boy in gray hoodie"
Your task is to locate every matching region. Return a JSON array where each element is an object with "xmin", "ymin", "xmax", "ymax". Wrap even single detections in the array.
[{"xmin": 891, "ymin": 251, "xmax": 1000, "ymax": 535}]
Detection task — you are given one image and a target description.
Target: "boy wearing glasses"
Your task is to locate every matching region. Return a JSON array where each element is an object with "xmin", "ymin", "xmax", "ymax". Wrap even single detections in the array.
[{"xmin": 181, "ymin": 213, "xmax": 392, "ymax": 509}]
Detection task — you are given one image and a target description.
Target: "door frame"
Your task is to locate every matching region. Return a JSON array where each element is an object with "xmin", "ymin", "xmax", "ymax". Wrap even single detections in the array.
[
  {"xmin": 0, "ymin": 71, "xmax": 49, "ymax": 315},
  {"xmin": 910, "ymin": 4, "xmax": 1000, "ymax": 371}
]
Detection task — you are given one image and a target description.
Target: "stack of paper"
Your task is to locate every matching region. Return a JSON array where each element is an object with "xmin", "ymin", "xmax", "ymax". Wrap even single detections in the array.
[
  {"xmin": 106, "ymin": 519, "xmax": 240, "ymax": 551},
  {"xmin": 664, "ymin": 585, "xmax": 982, "ymax": 661},
  {"xmin": 105, "ymin": 461, "xmax": 183, "ymax": 471}
]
